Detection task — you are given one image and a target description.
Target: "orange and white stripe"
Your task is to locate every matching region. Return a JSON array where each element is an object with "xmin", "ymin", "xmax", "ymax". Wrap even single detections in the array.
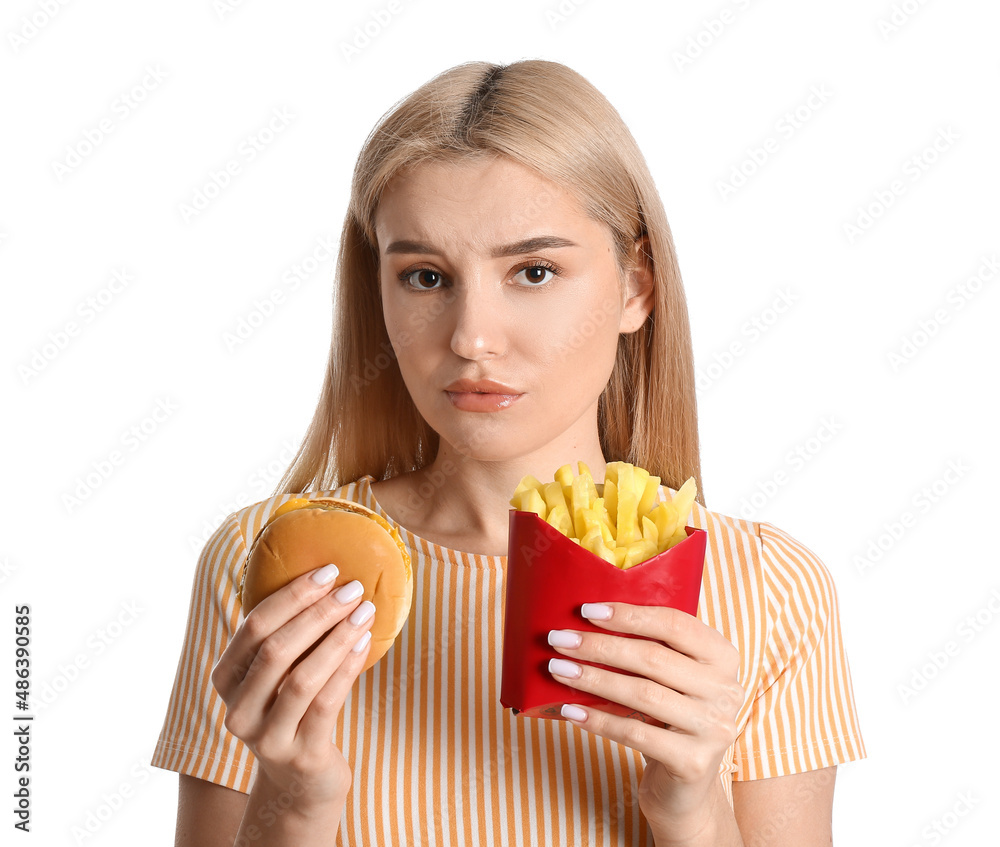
[{"xmin": 153, "ymin": 474, "xmax": 865, "ymax": 845}]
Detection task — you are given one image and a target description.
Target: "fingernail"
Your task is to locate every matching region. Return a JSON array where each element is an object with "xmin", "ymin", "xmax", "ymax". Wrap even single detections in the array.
[
  {"xmin": 334, "ymin": 580, "xmax": 364, "ymax": 604},
  {"xmin": 349, "ymin": 600, "xmax": 376, "ymax": 626},
  {"xmin": 581, "ymin": 603, "xmax": 612, "ymax": 620},
  {"xmin": 561, "ymin": 703, "xmax": 588, "ymax": 722},
  {"xmin": 311, "ymin": 563, "xmax": 339, "ymax": 585},
  {"xmin": 351, "ymin": 631, "xmax": 372, "ymax": 653},
  {"xmin": 548, "ymin": 658, "xmax": 582, "ymax": 679},
  {"xmin": 548, "ymin": 629, "xmax": 582, "ymax": 649}
]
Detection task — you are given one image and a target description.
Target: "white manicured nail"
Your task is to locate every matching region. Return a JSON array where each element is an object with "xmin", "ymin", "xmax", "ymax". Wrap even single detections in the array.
[
  {"xmin": 349, "ymin": 601, "xmax": 376, "ymax": 626},
  {"xmin": 581, "ymin": 603, "xmax": 612, "ymax": 620},
  {"xmin": 548, "ymin": 629, "xmax": 582, "ymax": 648},
  {"xmin": 351, "ymin": 631, "xmax": 372, "ymax": 653},
  {"xmin": 311, "ymin": 564, "xmax": 339, "ymax": 585},
  {"xmin": 334, "ymin": 580, "xmax": 364, "ymax": 604},
  {"xmin": 561, "ymin": 704, "xmax": 588, "ymax": 722},
  {"xmin": 548, "ymin": 658, "xmax": 582, "ymax": 679}
]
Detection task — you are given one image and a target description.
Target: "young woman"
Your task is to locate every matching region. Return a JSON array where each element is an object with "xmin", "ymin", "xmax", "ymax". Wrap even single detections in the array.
[{"xmin": 153, "ymin": 60, "xmax": 865, "ymax": 846}]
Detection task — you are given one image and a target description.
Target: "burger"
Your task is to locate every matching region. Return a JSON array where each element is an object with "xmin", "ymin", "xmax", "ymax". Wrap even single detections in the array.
[{"xmin": 238, "ymin": 497, "xmax": 413, "ymax": 671}]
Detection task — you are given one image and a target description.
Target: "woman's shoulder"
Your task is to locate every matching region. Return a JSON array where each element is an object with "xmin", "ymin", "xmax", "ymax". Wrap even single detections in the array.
[{"xmin": 682, "ymin": 488, "xmax": 839, "ymax": 617}]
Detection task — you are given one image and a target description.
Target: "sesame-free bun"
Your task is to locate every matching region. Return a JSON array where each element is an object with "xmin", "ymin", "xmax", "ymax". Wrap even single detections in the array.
[{"xmin": 238, "ymin": 498, "xmax": 412, "ymax": 671}]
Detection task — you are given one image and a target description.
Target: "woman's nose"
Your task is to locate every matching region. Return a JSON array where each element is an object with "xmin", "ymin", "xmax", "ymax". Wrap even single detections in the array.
[{"xmin": 447, "ymin": 281, "xmax": 506, "ymax": 360}]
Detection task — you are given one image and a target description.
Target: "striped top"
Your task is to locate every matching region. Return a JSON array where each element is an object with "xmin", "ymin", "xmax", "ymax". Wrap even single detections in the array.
[{"xmin": 152, "ymin": 474, "xmax": 865, "ymax": 845}]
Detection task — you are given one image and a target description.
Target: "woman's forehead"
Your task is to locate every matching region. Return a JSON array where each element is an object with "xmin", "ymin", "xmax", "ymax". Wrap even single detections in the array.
[
  {"xmin": 380, "ymin": 156, "xmax": 564, "ymax": 208},
  {"xmin": 374, "ymin": 158, "xmax": 600, "ymax": 253}
]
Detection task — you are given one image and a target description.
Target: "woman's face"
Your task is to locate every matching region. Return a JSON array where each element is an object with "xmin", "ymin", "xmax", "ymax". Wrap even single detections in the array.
[{"xmin": 374, "ymin": 155, "xmax": 652, "ymax": 464}]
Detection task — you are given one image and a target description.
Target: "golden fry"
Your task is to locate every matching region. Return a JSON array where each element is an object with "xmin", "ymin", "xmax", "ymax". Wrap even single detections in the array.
[
  {"xmin": 545, "ymin": 502, "xmax": 573, "ymax": 536},
  {"xmin": 638, "ymin": 474, "xmax": 661, "ymax": 516},
  {"xmin": 603, "ymin": 478, "xmax": 618, "ymax": 535},
  {"xmin": 571, "ymin": 473, "xmax": 592, "ymax": 539},
  {"xmin": 543, "ymin": 481, "xmax": 567, "ymax": 513},
  {"xmin": 522, "ymin": 488, "xmax": 547, "ymax": 521},
  {"xmin": 511, "ymin": 462, "xmax": 698, "ymax": 569}
]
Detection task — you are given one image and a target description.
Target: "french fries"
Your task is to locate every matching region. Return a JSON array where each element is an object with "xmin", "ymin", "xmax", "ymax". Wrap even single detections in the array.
[{"xmin": 509, "ymin": 461, "xmax": 698, "ymax": 569}]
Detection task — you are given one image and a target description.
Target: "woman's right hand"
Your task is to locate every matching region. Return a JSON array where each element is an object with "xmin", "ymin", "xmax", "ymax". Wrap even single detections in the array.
[{"xmin": 211, "ymin": 564, "xmax": 375, "ymax": 811}]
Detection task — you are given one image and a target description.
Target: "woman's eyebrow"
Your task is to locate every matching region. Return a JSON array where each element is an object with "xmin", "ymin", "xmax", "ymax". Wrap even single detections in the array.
[{"xmin": 384, "ymin": 235, "xmax": 579, "ymax": 257}]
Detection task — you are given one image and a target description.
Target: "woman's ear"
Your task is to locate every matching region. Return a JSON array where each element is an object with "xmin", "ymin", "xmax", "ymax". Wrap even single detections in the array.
[{"xmin": 619, "ymin": 235, "xmax": 655, "ymax": 334}]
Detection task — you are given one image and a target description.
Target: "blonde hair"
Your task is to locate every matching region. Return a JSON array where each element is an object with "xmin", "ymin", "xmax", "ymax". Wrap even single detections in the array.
[{"xmin": 272, "ymin": 60, "xmax": 704, "ymax": 505}]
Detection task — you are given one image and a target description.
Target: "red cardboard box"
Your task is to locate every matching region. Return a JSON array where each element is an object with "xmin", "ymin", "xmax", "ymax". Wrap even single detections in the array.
[{"xmin": 501, "ymin": 508, "xmax": 707, "ymax": 724}]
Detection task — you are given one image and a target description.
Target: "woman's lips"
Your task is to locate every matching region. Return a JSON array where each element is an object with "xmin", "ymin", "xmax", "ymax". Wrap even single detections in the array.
[{"xmin": 446, "ymin": 391, "xmax": 524, "ymax": 412}]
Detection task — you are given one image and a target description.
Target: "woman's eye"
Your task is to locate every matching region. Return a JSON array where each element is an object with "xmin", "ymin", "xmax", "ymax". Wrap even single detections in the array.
[
  {"xmin": 516, "ymin": 265, "xmax": 555, "ymax": 286},
  {"xmin": 401, "ymin": 264, "xmax": 556, "ymax": 289},
  {"xmin": 403, "ymin": 269, "xmax": 443, "ymax": 289}
]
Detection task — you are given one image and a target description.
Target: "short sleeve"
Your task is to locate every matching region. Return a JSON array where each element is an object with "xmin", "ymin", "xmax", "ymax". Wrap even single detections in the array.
[
  {"xmin": 150, "ymin": 513, "xmax": 259, "ymax": 793},
  {"xmin": 732, "ymin": 523, "xmax": 866, "ymax": 780}
]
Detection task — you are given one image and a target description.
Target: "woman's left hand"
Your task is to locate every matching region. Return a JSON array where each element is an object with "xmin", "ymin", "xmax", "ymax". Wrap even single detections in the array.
[{"xmin": 547, "ymin": 601, "xmax": 744, "ymax": 835}]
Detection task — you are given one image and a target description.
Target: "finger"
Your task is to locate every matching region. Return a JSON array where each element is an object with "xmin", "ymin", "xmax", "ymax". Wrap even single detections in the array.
[
  {"xmin": 295, "ymin": 616, "xmax": 375, "ymax": 744},
  {"xmin": 233, "ymin": 581, "xmax": 368, "ymax": 728},
  {"xmin": 548, "ymin": 628, "xmax": 709, "ymax": 698},
  {"xmin": 547, "ymin": 655, "xmax": 702, "ymax": 733},
  {"xmin": 556, "ymin": 700, "xmax": 696, "ymax": 766},
  {"xmin": 266, "ymin": 599, "xmax": 377, "ymax": 749},
  {"xmin": 580, "ymin": 602, "xmax": 737, "ymax": 668},
  {"xmin": 212, "ymin": 564, "xmax": 343, "ymax": 699}
]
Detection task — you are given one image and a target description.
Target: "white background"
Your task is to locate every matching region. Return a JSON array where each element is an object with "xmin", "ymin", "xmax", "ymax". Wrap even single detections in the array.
[{"xmin": 3, "ymin": 0, "xmax": 998, "ymax": 844}]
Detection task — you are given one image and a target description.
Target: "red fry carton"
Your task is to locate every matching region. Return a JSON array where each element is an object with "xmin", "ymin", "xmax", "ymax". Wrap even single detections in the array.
[{"xmin": 501, "ymin": 509, "xmax": 707, "ymax": 725}]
